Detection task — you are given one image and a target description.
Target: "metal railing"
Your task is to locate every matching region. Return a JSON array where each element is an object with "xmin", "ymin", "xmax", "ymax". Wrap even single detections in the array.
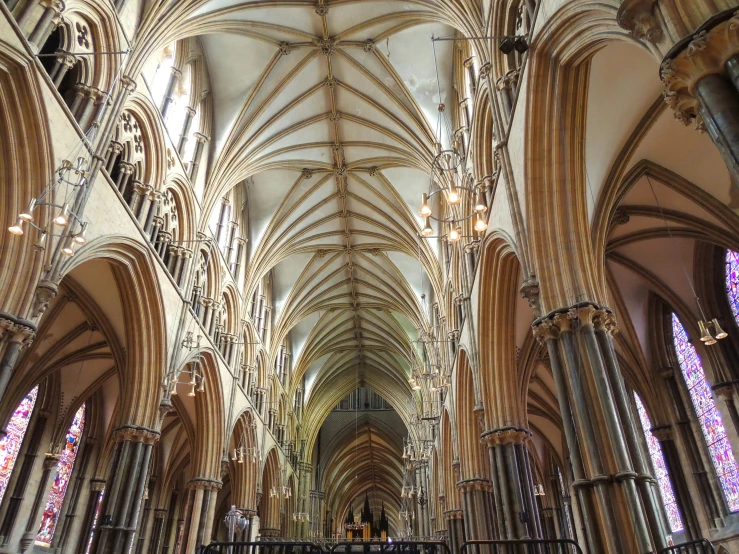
[
  {"xmin": 199, "ymin": 541, "xmax": 325, "ymax": 554},
  {"xmin": 660, "ymin": 539, "xmax": 716, "ymax": 554},
  {"xmin": 328, "ymin": 540, "xmax": 450, "ymax": 554},
  {"xmin": 460, "ymin": 539, "xmax": 584, "ymax": 554}
]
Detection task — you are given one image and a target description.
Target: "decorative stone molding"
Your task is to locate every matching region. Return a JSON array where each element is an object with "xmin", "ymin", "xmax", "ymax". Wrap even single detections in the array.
[
  {"xmin": 315, "ymin": 1, "xmax": 328, "ymax": 16},
  {"xmin": 660, "ymin": 12, "xmax": 739, "ymax": 125},
  {"xmin": 0, "ymin": 315, "xmax": 36, "ymax": 346},
  {"xmin": 520, "ymin": 276, "xmax": 542, "ymax": 318},
  {"xmin": 90, "ymin": 478, "xmax": 106, "ymax": 492},
  {"xmin": 713, "ymin": 380, "xmax": 739, "ymax": 399},
  {"xmin": 443, "ymin": 509, "xmax": 463, "ymax": 520},
  {"xmin": 456, "ymin": 478, "xmax": 493, "ymax": 493},
  {"xmin": 363, "ymin": 39, "xmax": 375, "ymax": 53},
  {"xmin": 111, "ymin": 425, "xmax": 160, "ymax": 444},
  {"xmin": 33, "ymin": 280, "xmax": 59, "ymax": 319},
  {"xmin": 480, "ymin": 426, "xmax": 531, "ymax": 447},
  {"xmin": 120, "ymin": 76, "xmax": 137, "ymax": 93},
  {"xmin": 318, "ymin": 38, "xmax": 336, "ymax": 56},
  {"xmin": 187, "ymin": 478, "xmax": 223, "ymax": 491},
  {"xmin": 613, "ymin": 207, "xmax": 631, "ymax": 225},
  {"xmin": 279, "ymin": 42, "xmax": 292, "ymax": 56},
  {"xmin": 617, "ymin": 0, "xmax": 663, "ymax": 44},
  {"xmin": 302, "ymin": 168, "xmax": 314, "ymax": 179}
]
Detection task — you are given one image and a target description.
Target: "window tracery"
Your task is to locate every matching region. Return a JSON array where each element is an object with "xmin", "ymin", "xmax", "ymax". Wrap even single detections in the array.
[
  {"xmin": 671, "ymin": 313, "xmax": 739, "ymax": 511},
  {"xmin": 0, "ymin": 386, "xmax": 39, "ymax": 506},
  {"xmin": 633, "ymin": 393, "xmax": 682, "ymax": 532},
  {"xmin": 35, "ymin": 403, "xmax": 86, "ymax": 546}
]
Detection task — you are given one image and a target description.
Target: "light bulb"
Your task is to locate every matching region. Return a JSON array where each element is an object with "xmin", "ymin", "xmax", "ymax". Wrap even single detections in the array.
[
  {"xmin": 73, "ymin": 222, "xmax": 88, "ymax": 245},
  {"xmin": 421, "ymin": 217, "xmax": 433, "ymax": 237},
  {"xmin": 188, "ymin": 383, "xmax": 196, "ymax": 396},
  {"xmin": 19, "ymin": 199, "xmax": 37, "ymax": 222},
  {"xmin": 419, "ymin": 193, "xmax": 432, "ymax": 217},
  {"xmin": 61, "ymin": 238, "xmax": 75, "ymax": 257},
  {"xmin": 171, "ymin": 384, "xmax": 178, "ymax": 395},
  {"xmin": 447, "ymin": 228, "xmax": 461, "ymax": 242},
  {"xmin": 412, "ymin": 383, "xmax": 421, "ymax": 391},
  {"xmin": 447, "ymin": 185, "xmax": 460, "ymax": 205},
  {"xmin": 8, "ymin": 219, "xmax": 24, "ymax": 235},
  {"xmin": 474, "ymin": 190, "xmax": 487, "ymax": 213},
  {"xmin": 34, "ymin": 231, "xmax": 47, "ymax": 251},
  {"xmin": 713, "ymin": 318, "xmax": 728, "ymax": 339},
  {"xmin": 198, "ymin": 378, "xmax": 205, "ymax": 392},
  {"xmin": 474, "ymin": 213, "xmax": 488, "ymax": 232},
  {"xmin": 54, "ymin": 203, "xmax": 70, "ymax": 226}
]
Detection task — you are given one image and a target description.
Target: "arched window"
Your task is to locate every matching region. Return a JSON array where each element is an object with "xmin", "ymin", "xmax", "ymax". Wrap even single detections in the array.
[
  {"xmin": 150, "ymin": 47, "xmax": 174, "ymax": 108},
  {"xmin": 725, "ymin": 250, "xmax": 739, "ymax": 324},
  {"xmin": 166, "ymin": 64, "xmax": 191, "ymax": 142},
  {"xmin": 35, "ymin": 404, "xmax": 86, "ymax": 547},
  {"xmin": 633, "ymin": 393, "xmax": 682, "ymax": 532},
  {"xmin": 0, "ymin": 386, "xmax": 39, "ymax": 505},
  {"xmin": 672, "ymin": 313, "xmax": 739, "ymax": 511}
]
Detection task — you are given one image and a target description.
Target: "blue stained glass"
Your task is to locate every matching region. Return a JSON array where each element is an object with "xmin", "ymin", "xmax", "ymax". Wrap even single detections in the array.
[
  {"xmin": 0, "ymin": 386, "xmax": 39, "ymax": 506},
  {"xmin": 672, "ymin": 313, "xmax": 739, "ymax": 511},
  {"xmin": 634, "ymin": 393, "xmax": 683, "ymax": 532},
  {"xmin": 726, "ymin": 250, "xmax": 739, "ymax": 324},
  {"xmin": 36, "ymin": 404, "xmax": 86, "ymax": 546}
]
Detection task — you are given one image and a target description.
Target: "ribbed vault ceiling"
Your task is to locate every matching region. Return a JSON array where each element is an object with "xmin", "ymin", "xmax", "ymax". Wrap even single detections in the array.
[{"xmin": 184, "ymin": 1, "xmax": 458, "ymax": 432}]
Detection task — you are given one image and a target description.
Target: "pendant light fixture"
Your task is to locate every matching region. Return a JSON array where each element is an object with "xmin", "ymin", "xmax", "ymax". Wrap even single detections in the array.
[{"xmin": 418, "ymin": 39, "xmax": 489, "ymax": 244}]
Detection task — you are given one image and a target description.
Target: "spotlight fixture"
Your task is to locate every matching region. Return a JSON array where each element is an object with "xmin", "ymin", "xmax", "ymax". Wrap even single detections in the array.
[
  {"xmin": 54, "ymin": 203, "xmax": 70, "ymax": 226},
  {"xmin": 499, "ymin": 36, "xmax": 529, "ymax": 55},
  {"xmin": 8, "ymin": 219, "xmax": 24, "ymax": 236},
  {"xmin": 447, "ymin": 227, "xmax": 462, "ymax": 242},
  {"xmin": 499, "ymin": 36, "xmax": 515, "ymax": 54},
  {"xmin": 699, "ymin": 319, "xmax": 727, "ymax": 345},
  {"xmin": 514, "ymin": 36, "xmax": 529, "ymax": 53},
  {"xmin": 474, "ymin": 213, "xmax": 488, "ymax": 233}
]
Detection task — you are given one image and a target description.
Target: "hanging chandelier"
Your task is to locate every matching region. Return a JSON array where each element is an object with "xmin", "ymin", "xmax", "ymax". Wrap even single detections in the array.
[
  {"xmin": 165, "ymin": 331, "xmax": 206, "ymax": 397},
  {"xmin": 8, "ymin": 51, "xmax": 131, "ymax": 256},
  {"xmin": 418, "ymin": 40, "xmax": 488, "ymax": 243},
  {"xmin": 232, "ymin": 420, "xmax": 258, "ymax": 464},
  {"xmin": 9, "ymin": 156, "xmax": 91, "ymax": 256}
]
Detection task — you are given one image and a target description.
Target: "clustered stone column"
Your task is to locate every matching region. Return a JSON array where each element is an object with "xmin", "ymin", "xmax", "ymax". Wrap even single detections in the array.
[
  {"xmin": 444, "ymin": 509, "xmax": 464, "ymax": 551},
  {"xmin": 0, "ymin": 316, "xmax": 35, "ymax": 403},
  {"xmin": 90, "ymin": 426, "xmax": 158, "ymax": 554},
  {"xmin": 659, "ymin": 11, "xmax": 739, "ymax": 184},
  {"xmin": 481, "ymin": 427, "xmax": 541, "ymax": 540},
  {"xmin": 180, "ymin": 479, "xmax": 221, "ymax": 553},
  {"xmin": 534, "ymin": 304, "xmax": 667, "ymax": 554},
  {"xmin": 457, "ymin": 478, "xmax": 495, "ymax": 544}
]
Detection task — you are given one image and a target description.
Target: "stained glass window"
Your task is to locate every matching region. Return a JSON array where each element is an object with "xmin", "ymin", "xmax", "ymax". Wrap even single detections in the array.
[
  {"xmin": 84, "ymin": 488, "xmax": 104, "ymax": 554},
  {"xmin": 35, "ymin": 404, "xmax": 86, "ymax": 547},
  {"xmin": 0, "ymin": 386, "xmax": 39, "ymax": 506},
  {"xmin": 672, "ymin": 313, "xmax": 739, "ymax": 511},
  {"xmin": 633, "ymin": 393, "xmax": 683, "ymax": 532},
  {"xmin": 726, "ymin": 250, "xmax": 739, "ymax": 325}
]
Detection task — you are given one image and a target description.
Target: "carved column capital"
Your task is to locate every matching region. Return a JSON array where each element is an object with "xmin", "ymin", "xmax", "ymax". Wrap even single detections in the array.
[
  {"xmin": 187, "ymin": 478, "xmax": 223, "ymax": 491},
  {"xmin": 111, "ymin": 425, "xmax": 160, "ymax": 444},
  {"xmin": 661, "ymin": 12, "xmax": 739, "ymax": 126},
  {"xmin": 480, "ymin": 427, "xmax": 532, "ymax": 447},
  {"xmin": 650, "ymin": 425, "xmax": 674, "ymax": 441}
]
